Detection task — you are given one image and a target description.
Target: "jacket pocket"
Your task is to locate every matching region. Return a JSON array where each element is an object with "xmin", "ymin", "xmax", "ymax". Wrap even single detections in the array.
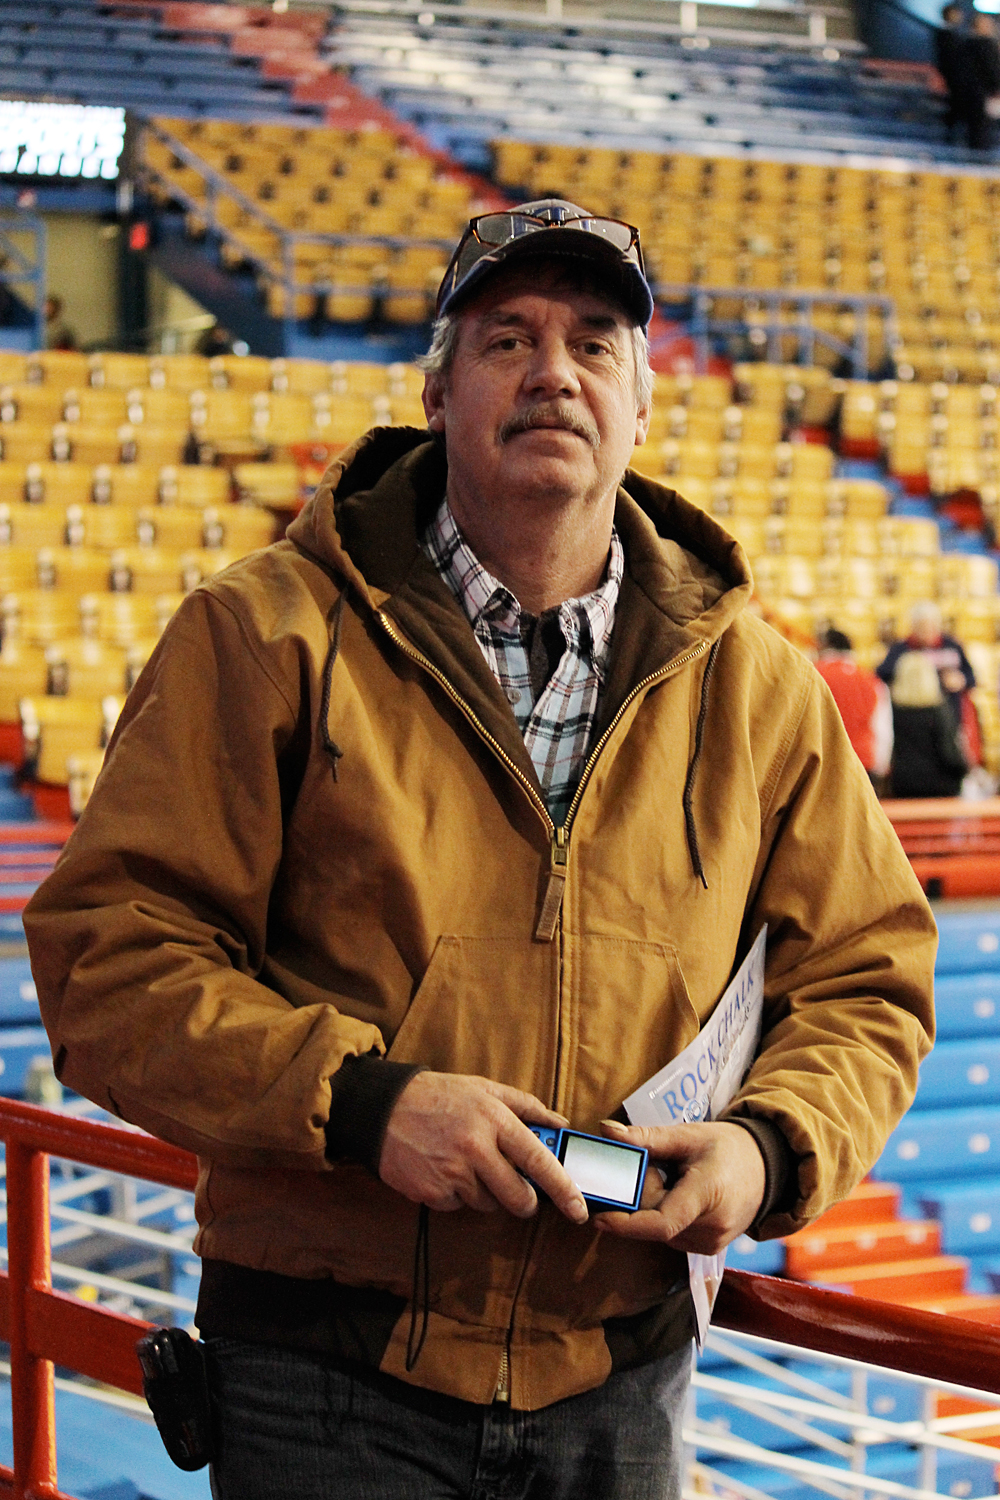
[
  {"xmin": 386, "ymin": 935, "xmax": 561, "ymax": 1101},
  {"xmin": 565, "ymin": 935, "xmax": 699, "ymax": 1129}
]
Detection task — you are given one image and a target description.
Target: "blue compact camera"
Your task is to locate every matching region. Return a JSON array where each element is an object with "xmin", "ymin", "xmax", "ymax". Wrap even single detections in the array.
[{"xmin": 528, "ymin": 1126, "xmax": 648, "ymax": 1213}]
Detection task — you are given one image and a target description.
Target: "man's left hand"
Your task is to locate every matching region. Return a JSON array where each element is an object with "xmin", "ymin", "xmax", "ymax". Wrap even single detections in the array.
[{"xmin": 592, "ymin": 1120, "xmax": 766, "ymax": 1254}]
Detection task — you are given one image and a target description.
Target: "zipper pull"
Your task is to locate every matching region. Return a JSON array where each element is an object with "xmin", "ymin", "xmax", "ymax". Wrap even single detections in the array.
[{"xmin": 535, "ymin": 826, "xmax": 567, "ymax": 943}]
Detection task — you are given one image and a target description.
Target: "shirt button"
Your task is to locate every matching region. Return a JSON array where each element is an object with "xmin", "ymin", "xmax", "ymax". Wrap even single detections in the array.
[{"xmin": 506, "ymin": 687, "xmax": 521, "ymax": 705}]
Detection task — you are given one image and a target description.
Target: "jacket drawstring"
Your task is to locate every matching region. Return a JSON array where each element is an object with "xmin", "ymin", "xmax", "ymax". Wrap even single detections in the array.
[
  {"xmin": 682, "ymin": 639, "xmax": 721, "ymax": 890},
  {"xmin": 406, "ymin": 1203, "xmax": 430, "ymax": 1371},
  {"xmin": 319, "ymin": 594, "xmax": 346, "ymax": 778}
]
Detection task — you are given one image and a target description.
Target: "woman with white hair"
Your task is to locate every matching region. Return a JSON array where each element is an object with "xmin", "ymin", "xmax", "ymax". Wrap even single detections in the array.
[
  {"xmin": 877, "ymin": 599, "xmax": 978, "ymax": 763},
  {"xmin": 889, "ymin": 650, "xmax": 968, "ymax": 799}
]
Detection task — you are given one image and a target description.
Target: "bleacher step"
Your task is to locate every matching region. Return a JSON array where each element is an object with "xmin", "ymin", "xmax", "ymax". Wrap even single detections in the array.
[
  {"xmin": 819, "ymin": 1255, "xmax": 968, "ymax": 1302},
  {"xmin": 785, "ymin": 1219, "xmax": 940, "ymax": 1277}
]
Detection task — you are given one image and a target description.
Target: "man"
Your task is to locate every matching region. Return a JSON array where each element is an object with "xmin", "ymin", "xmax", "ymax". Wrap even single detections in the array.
[
  {"xmin": 23, "ymin": 202, "xmax": 936, "ymax": 1500},
  {"xmin": 815, "ymin": 628, "xmax": 893, "ymax": 793},
  {"xmin": 966, "ymin": 10, "xmax": 1000, "ymax": 148},
  {"xmin": 935, "ymin": 3, "xmax": 968, "ymax": 143}
]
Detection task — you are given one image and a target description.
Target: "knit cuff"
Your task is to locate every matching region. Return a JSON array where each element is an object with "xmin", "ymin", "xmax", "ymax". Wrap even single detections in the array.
[
  {"xmin": 721, "ymin": 1114, "xmax": 798, "ymax": 1236},
  {"xmin": 324, "ymin": 1054, "xmax": 427, "ymax": 1173}
]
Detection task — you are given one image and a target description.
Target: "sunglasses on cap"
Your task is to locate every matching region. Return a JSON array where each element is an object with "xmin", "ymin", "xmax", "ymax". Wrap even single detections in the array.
[{"xmin": 437, "ymin": 208, "xmax": 647, "ymax": 318}]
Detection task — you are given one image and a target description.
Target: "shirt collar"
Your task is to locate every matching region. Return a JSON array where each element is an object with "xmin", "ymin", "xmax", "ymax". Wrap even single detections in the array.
[{"xmin": 422, "ymin": 496, "xmax": 623, "ymax": 678}]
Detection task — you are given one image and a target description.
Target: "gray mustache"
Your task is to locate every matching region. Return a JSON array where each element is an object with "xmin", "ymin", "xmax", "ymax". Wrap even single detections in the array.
[{"xmin": 497, "ymin": 404, "xmax": 600, "ymax": 449}]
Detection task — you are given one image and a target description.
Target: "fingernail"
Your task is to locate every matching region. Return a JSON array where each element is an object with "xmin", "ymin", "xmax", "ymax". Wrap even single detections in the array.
[
  {"xmin": 570, "ymin": 1198, "xmax": 589, "ymax": 1224},
  {"xmin": 600, "ymin": 1118, "xmax": 626, "ymax": 1132}
]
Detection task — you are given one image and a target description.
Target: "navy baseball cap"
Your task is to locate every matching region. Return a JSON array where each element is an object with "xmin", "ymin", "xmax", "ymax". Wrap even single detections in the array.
[{"xmin": 435, "ymin": 199, "xmax": 655, "ymax": 328}]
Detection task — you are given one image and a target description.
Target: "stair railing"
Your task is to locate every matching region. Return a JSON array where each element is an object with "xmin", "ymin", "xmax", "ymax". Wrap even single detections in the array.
[{"xmin": 2, "ymin": 1094, "xmax": 1000, "ymax": 1500}]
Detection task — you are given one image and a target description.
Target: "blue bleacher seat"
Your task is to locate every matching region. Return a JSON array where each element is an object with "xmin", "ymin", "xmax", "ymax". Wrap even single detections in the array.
[
  {"xmin": 934, "ymin": 973, "xmax": 1000, "ymax": 1039},
  {"xmin": 914, "ymin": 1037, "xmax": 1000, "ymax": 1109},
  {"xmin": 918, "ymin": 1178, "xmax": 1000, "ymax": 1252},
  {"xmin": 0, "ymin": 959, "xmax": 38, "ymax": 1026},
  {"xmin": 726, "ymin": 1234, "xmax": 785, "ymax": 1275},
  {"xmin": 934, "ymin": 913, "xmax": 1000, "ymax": 975},
  {"xmin": 875, "ymin": 1104, "xmax": 1000, "ymax": 1181}
]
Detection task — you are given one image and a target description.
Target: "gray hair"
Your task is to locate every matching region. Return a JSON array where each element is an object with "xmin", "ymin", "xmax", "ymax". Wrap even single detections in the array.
[{"xmin": 416, "ymin": 311, "xmax": 655, "ymax": 413}]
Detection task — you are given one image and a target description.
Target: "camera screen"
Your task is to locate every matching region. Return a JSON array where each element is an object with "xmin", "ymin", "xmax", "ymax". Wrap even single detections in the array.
[{"xmin": 560, "ymin": 1133, "xmax": 644, "ymax": 1206}]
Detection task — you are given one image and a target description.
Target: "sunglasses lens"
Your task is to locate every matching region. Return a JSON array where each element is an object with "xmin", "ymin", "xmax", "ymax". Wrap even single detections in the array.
[{"xmin": 570, "ymin": 218, "xmax": 636, "ymax": 252}]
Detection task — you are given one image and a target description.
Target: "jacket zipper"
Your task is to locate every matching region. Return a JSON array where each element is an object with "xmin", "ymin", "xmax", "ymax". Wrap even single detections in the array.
[
  {"xmin": 495, "ymin": 1343, "xmax": 511, "ymax": 1402},
  {"xmin": 374, "ymin": 611, "xmax": 709, "ymax": 1401},
  {"xmin": 535, "ymin": 641, "xmax": 710, "ymax": 939}
]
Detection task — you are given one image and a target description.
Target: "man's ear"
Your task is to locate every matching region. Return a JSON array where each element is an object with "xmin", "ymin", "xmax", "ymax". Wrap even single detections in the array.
[
  {"xmin": 423, "ymin": 373, "xmax": 447, "ymax": 433},
  {"xmin": 634, "ymin": 397, "xmax": 651, "ymax": 448}
]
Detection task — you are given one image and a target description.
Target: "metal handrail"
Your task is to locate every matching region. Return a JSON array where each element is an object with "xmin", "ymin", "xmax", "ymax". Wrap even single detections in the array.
[
  {"xmin": 2, "ymin": 1094, "xmax": 1000, "ymax": 1498},
  {"xmin": 654, "ymin": 283, "xmax": 899, "ymax": 378}
]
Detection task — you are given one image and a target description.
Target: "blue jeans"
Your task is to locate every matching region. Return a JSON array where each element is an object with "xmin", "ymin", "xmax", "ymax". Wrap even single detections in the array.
[{"xmin": 207, "ymin": 1337, "xmax": 692, "ymax": 1500}]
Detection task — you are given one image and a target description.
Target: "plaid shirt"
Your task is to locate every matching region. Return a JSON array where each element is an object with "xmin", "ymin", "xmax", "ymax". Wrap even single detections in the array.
[{"xmin": 422, "ymin": 497, "xmax": 623, "ymax": 827}]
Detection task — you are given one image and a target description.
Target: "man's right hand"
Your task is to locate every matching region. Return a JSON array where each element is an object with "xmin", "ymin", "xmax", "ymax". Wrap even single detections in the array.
[{"xmin": 378, "ymin": 1071, "xmax": 589, "ymax": 1225}]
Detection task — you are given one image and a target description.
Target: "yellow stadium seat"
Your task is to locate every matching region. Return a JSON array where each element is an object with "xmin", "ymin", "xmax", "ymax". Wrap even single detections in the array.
[
  {"xmin": 20, "ymin": 694, "xmax": 120, "ymax": 786},
  {"xmin": 91, "ymin": 463, "xmax": 161, "ymax": 507},
  {"xmin": 79, "ymin": 592, "xmax": 164, "ymax": 647},
  {"xmin": 0, "ymin": 505, "xmax": 70, "ymax": 549},
  {"xmin": 149, "ymin": 355, "xmax": 211, "ymax": 392},
  {"xmin": 0, "ymin": 642, "xmax": 47, "ymax": 721},
  {"xmin": 0, "ymin": 385, "xmax": 65, "ymax": 424},
  {"xmin": 43, "ymin": 640, "xmax": 129, "ymax": 700},
  {"xmin": 1, "ymin": 590, "xmax": 81, "ymax": 647},
  {"xmin": 120, "ymin": 425, "xmax": 188, "ymax": 467},
  {"xmin": 67, "ymin": 505, "xmax": 139, "ymax": 550},
  {"xmin": 233, "ymin": 464, "xmax": 301, "ymax": 510},
  {"xmin": 36, "ymin": 546, "xmax": 112, "ymax": 596},
  {"xmin": 23, "ymin": 462, "xmax": 96, "ymax": 508},
  {"xmin": 0, "ymin": 546, "xmax": 38, "ymax": 593},
  {"xmin": 0, "ymin": 426, "xmax": 56, "ymax": 464},
  {"xmin": 158, "ymin": 466, "xmax": 231, "ymax": 507},
  {"xmin": 67, "ymin": 748, "xmax": 106, "ymax": 816},
  {"xmin": 189, "ymin": 392, "xmax": 255, "ymax": 443},
  {"xmin": 62, "ymin": 389, "xmax": 130, "ymax": 427},
  {"xmin": 27, "ymin": 350, "xmax": 89, "ymax": 389},
  {"xmin": 108, "ymin": 548, "xmax": 186, "ymax": 595},
  {"xmin": 250, "ymin": 392, "xmax": 316, "ymax": 445},
  {"xmin": 270, "ymin": 359, "xmax": 332, "ymax": 396},
  {"xmin": 126, "ymin": 388, "xmax": 193, "ymax": 428},
  {"xmin": 87, "ymin": 353, "xmax": 151, "ymax": 390},
  {"xmin": 135, "ymin": 506, "xmax": 203, "ymax": 551},
  {"xmin": 57, "ymin": 425, "xmax": 122, "ymax": 466},
  {"xmin": 208, "ymin": 355, "xmax": 274, "ymax": 393}
]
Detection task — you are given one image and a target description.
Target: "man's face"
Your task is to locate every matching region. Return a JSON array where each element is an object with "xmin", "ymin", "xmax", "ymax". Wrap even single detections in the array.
[{"xmin": 422, "ymin": 263, "xmax": 650, "ymax": 527}]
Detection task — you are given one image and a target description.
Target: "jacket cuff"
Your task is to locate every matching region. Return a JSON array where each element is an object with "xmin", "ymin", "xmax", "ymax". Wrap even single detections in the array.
[
  {"xmin": 721, "ymin": 1114, "xmax": 797, "ymax": 1236},
  {"xmin": 325, "ymin": 1054, "xmax": 427, "ymax": 1173}
]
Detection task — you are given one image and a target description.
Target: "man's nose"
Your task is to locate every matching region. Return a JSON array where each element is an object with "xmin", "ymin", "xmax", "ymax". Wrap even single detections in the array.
[{"xmin": 523, "ymin": 337, "xmax": 581, "ymax": 398}]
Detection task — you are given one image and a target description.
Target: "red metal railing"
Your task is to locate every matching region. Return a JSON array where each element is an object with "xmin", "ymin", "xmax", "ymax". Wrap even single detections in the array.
[
  {"xmin": 0, "ymin": 1098, "xmax": 196, "ymax": 1500},
  {"xmin": 2, "ymin": 1097, "xmax": 1000, "ymax": 1499}
]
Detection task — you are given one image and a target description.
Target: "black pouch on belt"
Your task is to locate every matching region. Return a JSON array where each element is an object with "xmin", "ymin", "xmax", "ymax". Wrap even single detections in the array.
[{"xmin": 136, "ymin": 1326, "xmax": 214, "ymax": 1471}]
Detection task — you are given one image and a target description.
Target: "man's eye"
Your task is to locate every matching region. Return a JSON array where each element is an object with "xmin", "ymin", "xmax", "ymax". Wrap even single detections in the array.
[{"xmin": 580, "ymin": 340, "xmax": 611, "ymax": 356}]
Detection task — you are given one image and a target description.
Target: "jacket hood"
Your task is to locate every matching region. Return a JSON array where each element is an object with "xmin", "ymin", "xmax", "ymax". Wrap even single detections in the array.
[{"xmin": 286, "ymin": 425, "xmax": 753, "ymax": 649}]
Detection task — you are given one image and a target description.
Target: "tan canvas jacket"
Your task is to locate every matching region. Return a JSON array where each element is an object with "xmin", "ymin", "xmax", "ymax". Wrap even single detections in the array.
[{"xmin": 24, "ymin": 427, "xmax": 936, "ymax": 1410}]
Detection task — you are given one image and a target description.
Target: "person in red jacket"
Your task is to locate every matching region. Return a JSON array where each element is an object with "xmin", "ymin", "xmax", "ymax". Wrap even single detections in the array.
[{"xmin": 816, "ymin": 629, "xmax": 893, "ymax": 794}]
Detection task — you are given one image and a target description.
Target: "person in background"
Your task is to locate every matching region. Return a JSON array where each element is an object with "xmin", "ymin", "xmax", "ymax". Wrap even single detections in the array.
[
  {"xmin": 878, "ymin": 600, "xmax": 976, "ymax": 732},
  {"xmin": 194, "ymin": 322, "xmax": 235, "ymax": 358},
  {"xmin": 44, "ymin": 295, "xmax": 76, "ymax": 351},
  {"xmin": 815, "ymin": 629, "xmax": 893, "ymax": 795},
  {"xmin": 936, "ymin": 3, "xmax": 969, "ymax": 143},
  {"xmin": 889, "ymin": 650, "xmax": 968, "ymax": 799},
  {"xmin": 968, "ymin": 11, "xmax": 1000, "ymax": 148}
]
